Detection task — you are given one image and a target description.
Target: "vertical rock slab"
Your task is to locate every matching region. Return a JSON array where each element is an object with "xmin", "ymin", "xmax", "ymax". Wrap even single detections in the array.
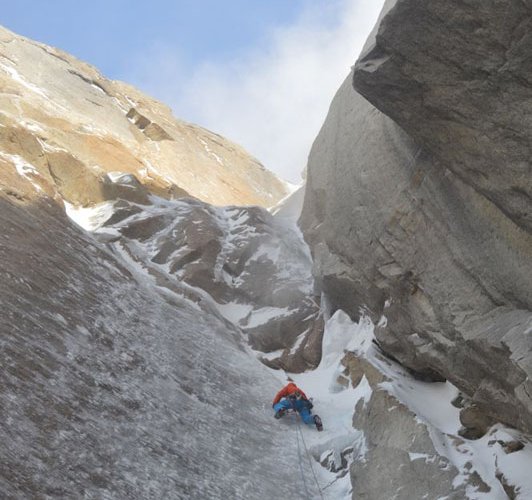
[
  {"xmin": 300, "ymin": 0, "xmax": 532, "ymax": 435},
  {"xmin": 354, "ymin": 0, "xmax": 532, "ymax": 232}
]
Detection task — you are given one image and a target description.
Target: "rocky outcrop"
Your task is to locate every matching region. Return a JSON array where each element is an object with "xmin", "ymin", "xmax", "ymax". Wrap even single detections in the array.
[
  {"xmin": 354, "ymin": 0, "xmax": 532, "ymax": 233},
  {"xmin": 305, "ymin": 311, "xmax": 532, "ymax": 499},
  {"xmin": 92, "ymin": 195, "xmax": 322, "ymax": 373},
  {"xmin": 0, "ymin": 25, "xmax": 290, "ymax": 208},
  {"xmin": 352, "ymin": 389, "xmax": 468, "ymax": 499},
  {"xmin": 300, "ymin": 0, "xmax": 532, "ymax": 437}
]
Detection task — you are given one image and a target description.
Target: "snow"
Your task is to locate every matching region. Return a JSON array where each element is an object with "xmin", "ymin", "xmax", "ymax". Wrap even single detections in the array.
[
  {"xmin": 36, "ymin": 137, "xmax": 69, "ymax": 153},
  {"xmin": 0, "ymin": 152, "xmax": 44, "ymax": 192},
  {"xmin": 106, "ymin": 171, "xmax": 139, "ymax": 187},
  {"xmin": 199, "ymin": 137, "xmax": 225, "ymax": 166},
  {"xmin": 214, "ymin": 301, "xmax": 253, "ymax": 325},
  {"xmin": 91, "ymin": 83, "xmax": 105, "ymax": 94},
  {"xmin": 0, "ymin": 61, "xmax": 48, "ymax": 99},
  {"xmin": 266, "ymin": 310, "xmax": 532, "ymax": 500},
  {"xmin": 213, "ymin": 304, "xmax": 295, "ymax": 330},
  {"xmin": 246, "ymin": 306, "xmax": 293, "ymax": 328},
  {"xmin": 77, "ymin": 123, "xmax": 107, "ymax": 136},
  {"xmin": 139, "ymin": 160, "xmax": 175, "ymax": 187},
  {"xmin": 270, "ymin": 183, "xmax": 305, "ymax": 219},
  {"xmin": 63, "ymin": 200, "xmax": 116, "ymax": 231},
  {"xmin": 18, "ymin": 119, "xmax": 45, "ymax": 133},
  {"xmin": 276, "ymin": 311, "xmax": 375, "ymax": 499}
]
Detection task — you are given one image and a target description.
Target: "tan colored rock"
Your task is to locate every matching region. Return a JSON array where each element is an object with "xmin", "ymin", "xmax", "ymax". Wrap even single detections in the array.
[
  {"xmin": 341, "ymin": 351, "xmax": 389, "ymax": 389},
  {"xmin": 0, "ymin": 25, "xmax": 290, "ymax": 208},
  {"xmin": 459, "ymin": 405, "xmax": 496, "ymax": 440}
]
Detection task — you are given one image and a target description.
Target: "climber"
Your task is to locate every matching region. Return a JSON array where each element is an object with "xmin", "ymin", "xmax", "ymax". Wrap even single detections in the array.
[{"xmin": 272, "ymin": 381, "xmax": 323, "ymax": 431}]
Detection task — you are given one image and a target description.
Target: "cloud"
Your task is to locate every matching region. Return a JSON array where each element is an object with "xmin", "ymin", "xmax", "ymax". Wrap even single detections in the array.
[{"xmin": 128, "ymin": 0, "xmax": 383, "ymax": 183}]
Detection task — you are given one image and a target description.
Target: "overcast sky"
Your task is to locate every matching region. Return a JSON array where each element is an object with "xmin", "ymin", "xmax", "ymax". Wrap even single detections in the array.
[{"xmin": 2, "ymin": 0, "xmax": 383, "ymax": 183}]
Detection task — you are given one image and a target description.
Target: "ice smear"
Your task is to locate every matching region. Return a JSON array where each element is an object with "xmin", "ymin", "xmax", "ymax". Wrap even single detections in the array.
[
  {"xmin": 214, "ymin": 302, "xmax": 253, "ymax": 325},
  {"xmin": 63, "ymin": 201, "xmax": 116, "ymax": 231}
]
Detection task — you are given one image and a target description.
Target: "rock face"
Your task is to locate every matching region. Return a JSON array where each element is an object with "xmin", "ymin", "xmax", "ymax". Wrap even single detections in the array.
[
  {"xmin": 90, "ymin": 196, "xmax": 322, "ymax": 373},
  {"xmin": 0, "ymin": 86, "xmax": 318, "ymax": 496},
  {"xmin": 0, "ymin": 25, "xmax": 290, "ymax": 208},
  {"xmin": 344, "ymin": 351, "xmax": 466, "ymax": 500},
  {"xmin": 0, "ymin": 194, "xmax": 320, "ymax": 499},
  {"xmin": 354, "ymin": 0, "xmax": 532, "ymax": 233},
  {"xmin": 300, "ymin": 0, "xmax": 532, "ymax": 439},
  {"xmin": 351, "ymin": 390, "xmax": 467, "ymax": 499}
]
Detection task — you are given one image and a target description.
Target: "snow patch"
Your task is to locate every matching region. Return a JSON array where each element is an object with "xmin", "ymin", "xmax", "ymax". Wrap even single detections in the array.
[
  {"xmin": 106, "ymin": 171, "xmax": 139, "ymax": 188},
  {"xmin": 91, "ymin": 83, "xmax": 105, "ymax": 94},
  {"xmin": 245, "ymin": 306, "xmax": 293, "ymax": 328},
  {"xmin": 0, "ymin": 152, "xmax": 44, "ymax": 192},
  {"xmin": 214, "ymin": 302, "xmax": 253, "ymax": 325},
  {"xmin": 270, "ymin": 183, "xmax": 305, "ymax": 219},
  {"xmin": 63, "ymin": 200, "xmax": 116, "ymax": 231},
  {"xmin": 0, "ymin": 61, "xmax": 48, "ymax": 99},
  {"xmin": 199, "ymin": 137, "xmax": 225, "ymax": 166},
  {"xmin": 18, "ymin": 119, "xmax": 45, "ymax": 133}
]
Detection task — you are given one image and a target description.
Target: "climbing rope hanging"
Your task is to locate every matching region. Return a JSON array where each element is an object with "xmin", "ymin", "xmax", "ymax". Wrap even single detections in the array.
[
  {"xmin": 294, "ymin": 414, "xmax": 312, "ymax": 499},
  {"xmin": 294, "ymin": 415, "xmax": 325, "ymax": 500}
]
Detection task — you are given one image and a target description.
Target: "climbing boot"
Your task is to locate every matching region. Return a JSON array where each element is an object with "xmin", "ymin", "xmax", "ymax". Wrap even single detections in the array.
[
  {"xmin": 314, "ymin": 415, "xmax": 323, "ymax": 431},
  {"xmin": 274, "ymin": 409, "xmax": 286, "ymax": 419}
]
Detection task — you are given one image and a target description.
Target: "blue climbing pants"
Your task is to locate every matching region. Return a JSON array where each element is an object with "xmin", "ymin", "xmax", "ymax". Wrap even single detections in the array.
[{"xmin": 274, "ymin": 399, "xmax": 314, "ymax": 425}]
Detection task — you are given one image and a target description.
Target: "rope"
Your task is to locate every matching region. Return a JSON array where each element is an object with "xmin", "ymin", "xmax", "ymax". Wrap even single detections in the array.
[
  {"xmin": 321, "ymin": 476, "xmax": 341, "ymax": 492},
  {"xmin": 296, "ymin": 417, "xmax": 325, "ymax": 500},
  {"xmin": 294, "ymin": 413, "xmax": 312, "ymax": 499}
]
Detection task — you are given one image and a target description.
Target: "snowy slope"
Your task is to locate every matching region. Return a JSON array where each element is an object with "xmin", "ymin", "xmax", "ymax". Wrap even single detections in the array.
[
  {"xmin": 284, "ymin": 311, "xmax": 532, "ymax": 499},
  {"xmin": 0, "ymin": 197, "xmax": 318, "ymax": 500}
]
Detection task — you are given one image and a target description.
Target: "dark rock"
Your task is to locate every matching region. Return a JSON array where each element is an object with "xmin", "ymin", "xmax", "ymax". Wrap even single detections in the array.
[
  {"xmin": 469, "ymin": 471, "xmax": 492, "ymax": 494},
  {"xmin": 458, "ymin": 426, "xmax": 486, "ymax": 441},
  {"xmin": 451, "ymin": 394, "xmax": 466, "ymax": 409},
  {"xmin": 499, "ymin": 440, "xmax": 525, "ymax": 454},
  {"xmin": 496, "ymin": 470, "xmax": 518, "ymax": 499},
  {"xmin": 341, "ymin": 351, "xmax": 388, "ymax": 389},
  {"xmin": 104, "ymin": 197, "xmax": 322, "ymax": 372},
  {"xmin": 351, "ymin": 388, "xmax": 467, "ymax": 498},
  {"xmin": 126, "ymin": 107, "xmax": 173, "ymax": 141}
]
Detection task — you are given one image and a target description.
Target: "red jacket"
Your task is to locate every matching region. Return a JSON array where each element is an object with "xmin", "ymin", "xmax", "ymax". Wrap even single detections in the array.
[{"xmin": 272, "ymin": 382, "xmax": 308, "ymax": 405}]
